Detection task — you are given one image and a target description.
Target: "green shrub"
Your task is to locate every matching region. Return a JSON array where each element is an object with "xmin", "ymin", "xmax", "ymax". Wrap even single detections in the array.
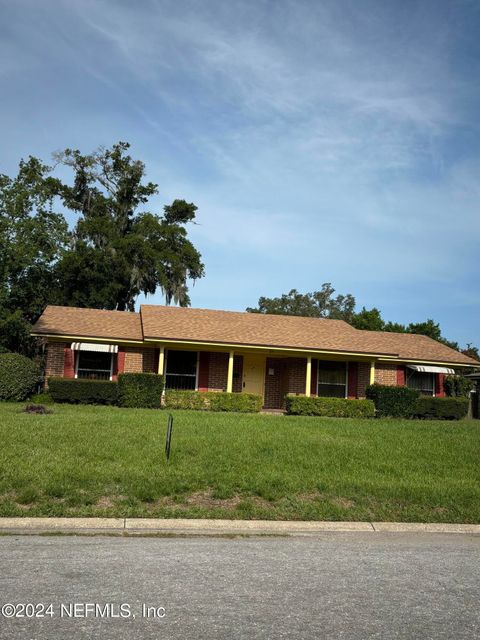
[
  {"xmin": 285, "ymin": 395, "xmax": 375, "ymax": 418},
  {"xmin": 164, "ymin": 390, "xmax": 207, "ymax": 410},
  {"xmin": 208, "ymin": 392, "xmax": 263, "ymax": 413},
  {"xmin": 444, "ymin": 375, "xmax": 473, "ymax": 398},
  {"xmin": 164, "ymin": 390, "xmax": 263, "ymax": 413},
  {"xmin": 366, "ymin": 384, "xmax": 419, "ymax": 418},
  {"xmin": 0, "ymin": 353, "xmax": 41, "ymax": 401},
  {"xmin": 29, "ymin": 392, "xmax": 54, "ymax": 405},
  {"xmin": 48, "ymin": 378, "xmax": 118, "ymax": 405},
  {"xmin": 118, "ymin": 373, "xmax": 164, "ymax": 408},
  {"xmin": 414, "ymin": 396, "xmax": 469, "ymax": 420}
]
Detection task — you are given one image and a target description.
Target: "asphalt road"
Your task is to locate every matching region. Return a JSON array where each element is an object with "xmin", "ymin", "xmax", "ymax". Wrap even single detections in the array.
[{"xmin": 0, "ymin": 532, "xmax": 479, "ymax": 640}]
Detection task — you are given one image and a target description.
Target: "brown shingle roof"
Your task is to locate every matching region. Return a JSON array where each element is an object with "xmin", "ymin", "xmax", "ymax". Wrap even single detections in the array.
[
  {"xmin": 140, "ymin": 305, "xmax": 390, "ymax": 355},
  {"xmin": 31, "ymin": 304, "xmax": 478, "ymax": 366},
  {"xmin": 140, "ymin": 305, "xmax": 477, "ymax": 365},
  {"xmin": 355, "ymin": 329, "xmax": 477, "ymax": 365},
  {"xmin": 31, "ymin": 305, "xmax": 143, "ymax": 341}
]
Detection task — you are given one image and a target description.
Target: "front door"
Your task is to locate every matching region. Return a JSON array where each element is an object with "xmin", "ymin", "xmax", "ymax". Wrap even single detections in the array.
[{"xmin": 242, "ymin": 354, "xmax": 265, "ymax": 397}]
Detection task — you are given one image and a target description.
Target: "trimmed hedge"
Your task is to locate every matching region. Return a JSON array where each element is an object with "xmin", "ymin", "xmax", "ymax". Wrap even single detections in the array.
[
  {"xmin": 48, "ymin": 378, "xmax": 118, "ymax": 405},
  {"xmin": 118, "ymin": 373, "xmax": 164, "ymax": 409},
  {"xmin": 285, "ymin": 395, "xmax": 375, "ymax": 418},
  {"xmin": 366, "ymin": 384, "xmax": 419, "ymax": 418},
  {"xmin": 164, "ymin": 390, "xmax": 263, "ymax": 413},
  {"xmin": 0, "ymin": 353, "xmax": 41, "ymax": 401},
  {"xmin": 414, "ymin": 396, "xmax": 469, "ymax": 420}
]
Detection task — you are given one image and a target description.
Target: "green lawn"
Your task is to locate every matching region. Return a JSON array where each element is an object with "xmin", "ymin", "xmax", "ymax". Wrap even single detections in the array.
[{"xmin": 0, "ymin": 402, "xmax": 479, "ymax": 522}]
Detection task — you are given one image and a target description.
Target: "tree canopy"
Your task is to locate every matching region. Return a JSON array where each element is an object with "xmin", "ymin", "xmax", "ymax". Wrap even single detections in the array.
[
  {"xmin": 246, "ymin": 285, "xmax": 356, "ymax": 322},
  {"xmin": 0, "ymin": 142, "xmax": 204, "ymax": 355}
]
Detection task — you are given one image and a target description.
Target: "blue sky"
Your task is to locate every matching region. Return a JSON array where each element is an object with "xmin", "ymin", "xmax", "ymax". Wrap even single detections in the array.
[{"xmin": 1, "ymin": 0, "xmax": 479, "ymax": 346}]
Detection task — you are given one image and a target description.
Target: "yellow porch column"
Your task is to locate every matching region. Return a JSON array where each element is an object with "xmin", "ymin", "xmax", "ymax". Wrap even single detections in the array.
[
  {"xmin": 370, "ymin": 360, "xmax": 375, "ymax": 385},
  {"xmin": 227, "ymin": 351, "xmax": 234, "ymax": 393},
  {"xmin": 158, "ymin": 346, "xmax": 165, "ymax": 376},
  {"xmin": 305, "ymin": 356, "xmax": 312, "ymax": 397}
]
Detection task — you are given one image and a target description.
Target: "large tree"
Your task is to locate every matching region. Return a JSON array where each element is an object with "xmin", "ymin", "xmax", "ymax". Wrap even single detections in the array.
[
  {"xmin": 55, "ymin": 142, "xmax": 204, "ymax": 310},
  {"xmin": 0, "ymin": 157, "xmax": 68, "ymax": 355},
  {"xmin": 246, "ymin": 284, "xmax": 356, "ymax": 321},
  {"xmin": 0, "ymin": 142, "xmax": 204, "ymax": 354}
]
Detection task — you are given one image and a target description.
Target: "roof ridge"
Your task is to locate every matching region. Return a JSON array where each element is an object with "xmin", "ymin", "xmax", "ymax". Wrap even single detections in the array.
[
  {"xmin": 139, "ymin": 304, "xmax": 352, "ymax": 325},
  {"xmin": 45, "ymin": 304, "xmax": 140, "ymax": 316}
]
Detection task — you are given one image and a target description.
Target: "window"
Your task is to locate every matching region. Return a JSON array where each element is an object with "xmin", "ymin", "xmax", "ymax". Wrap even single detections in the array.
[
  {"xmin": 317, "ymin": 360, "xmax": 347, "ymax": 398},
  {"xmin": 165, "ymin": 350, "xmax": 198, "ymax": 390},
  {"xmin": 76, "ymin": 351, "xmax": 113, "ymax": 380},
  {"xmin": 407, "ymin": 371, "xmax": 434, "ymax": 396}
]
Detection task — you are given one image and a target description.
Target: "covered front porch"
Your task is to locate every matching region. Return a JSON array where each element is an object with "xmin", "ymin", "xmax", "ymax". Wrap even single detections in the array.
[{"xmin": 157, "ymin": 346, "xmax": 378, "ymax": 410}]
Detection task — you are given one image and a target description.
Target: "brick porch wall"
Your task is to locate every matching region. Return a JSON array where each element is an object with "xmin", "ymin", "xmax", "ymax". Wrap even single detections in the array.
[
  {"xmin": 44, "ymin": 341, "xmax": 67, "ymax": 385},
  {"xmin": 203, "ymin": 352, "xmax": 243, "ymax": 392},
  {"xmin": 232, "ymin": 355, "xmax": 243, "ymax": 393},
  {"xmin": 208, "ymin": 352, "xmax": 228, "ymax": 391},
  {"xmin": 264, "ymin": 357, "xmax": 307, "ymax": 409},
  {"xmin": 124, "ymin": 347, "xmax": 156, "ymax": 373},
  {"xmin": 287, "ymin": 358, "xmax": 307, "ymax": 395},
  {"xmin": 374, "ymin": 363, "xmax": 397, "ymax": 386},
  {"xmin": 264, "ymin": 357, "xmax": 288, "ymax": 409},
  {"xmin": 357, "ymin": 362, "xmax": 371, "ymax": 398}
]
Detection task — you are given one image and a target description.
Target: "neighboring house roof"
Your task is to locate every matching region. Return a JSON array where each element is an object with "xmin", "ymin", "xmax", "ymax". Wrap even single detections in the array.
[
  {"xmin": 31, "ymin": 304, "xmax": 479, "ymax": 366},
  {"xmin": 31, "ymin": 305, "xmax": 144, "ymax": 342}
]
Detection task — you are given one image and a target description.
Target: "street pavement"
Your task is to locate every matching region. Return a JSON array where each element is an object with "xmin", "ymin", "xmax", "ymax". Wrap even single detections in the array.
[{"xmin": 0, "ymin": 532, "xmax": 479, "ymax": 639}]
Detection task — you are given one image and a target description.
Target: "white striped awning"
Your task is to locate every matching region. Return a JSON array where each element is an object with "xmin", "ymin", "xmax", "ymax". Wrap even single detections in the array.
[
  {"xmin": 71, "ymin": 342, "xmax": 118, "ymax": 354},
  {"xmin": 407, "ymin": 364, "xmax": 454, "ymax": 374}
]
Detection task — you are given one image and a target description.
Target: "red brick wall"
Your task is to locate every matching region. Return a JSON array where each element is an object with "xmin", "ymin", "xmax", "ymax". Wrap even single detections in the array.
[
  {"xmin": 396, "ymin": 365, "xmax": 406, "ymax": 386},
  {"xmin": 264, "ymin": 357, "xmax": 308, "ymax": 409},
  {"xmin": 208, "ymin": 352, "xmax": 229, "ymax": 391},
  {"xmin": 287, "ymin": 358, "xmax": 307, "ymax": 395},
  {"xmin": 233, "ymin": 355, "xmax": 243, "ymax": 393},
  {"xmin": 357, "ymin": 362, "xmax": 370, "ymax": 398},
  {"xmin": 310, "ymin": 359, "xmax": 318, "ymax": 396},
  {"xmin": 44, "ymin": 342, "xmax": 67, "ymax": 385},
  {"xmin": 264, "ymin": 358, "xmax": 288, "ymax": 409},
  {"xmin": 124, "ymin": 347, "xmax": 156, "ymax": 373},
  {"xmin": 198, "ymin": 352, "xmax": 210, "ymax": 391},
  {"xmin": 374, "ymin": 363, "xmax": 397, "ymax": 386}
]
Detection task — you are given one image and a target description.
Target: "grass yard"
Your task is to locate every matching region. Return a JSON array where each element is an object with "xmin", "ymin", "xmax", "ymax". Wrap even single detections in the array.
[{"xmin": 0, "ymin": 402, "xmax": 479, "ymax": 523}]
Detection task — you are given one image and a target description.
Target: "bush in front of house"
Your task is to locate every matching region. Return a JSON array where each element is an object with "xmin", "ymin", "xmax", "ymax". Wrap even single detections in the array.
[
  {"xmin": 48, "ymin": 378, "xmax": 119, "ymax": 405},
  {"xmin": 164, "ymin": 390, "xmax": 207, "ymax": 410},
  {"xmin": 285, "ymin": 395, "xmax": 375, "ymax": 418},
  {"xmin": 414, "ymin": 396, "xmax": 469, "ymax": 420},
  {"xmin": 118, "ymin": 373, "xmax": 164, "ymax": 408},
  {"xmin": 208, "ymin": 392, "xmax": 263, "ymax": 413},
  {"xmin": 164, "ymin": 390, "xmax": 263, "ymax": 413},
  {"xmin": 444, "ymin": 375, "xmax": 473, "ymax": 398},
  {"xmin": 0, "ymin": 353, "xmax": 41, "ymax": 401},
  {"xmin": 366, "ymin": 384, "xmax": 419, "ymax": 418}
]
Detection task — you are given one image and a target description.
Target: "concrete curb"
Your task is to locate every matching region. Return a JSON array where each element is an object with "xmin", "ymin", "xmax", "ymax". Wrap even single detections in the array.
[{"xmin": 0, "ymin": 517, "xmax": 479, "ymax": 537}]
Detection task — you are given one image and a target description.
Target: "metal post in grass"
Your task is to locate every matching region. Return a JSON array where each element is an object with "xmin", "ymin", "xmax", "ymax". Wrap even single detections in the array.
[{"xmin": 165, "ymin": 413, "xmax": 174, "ymax": 460}]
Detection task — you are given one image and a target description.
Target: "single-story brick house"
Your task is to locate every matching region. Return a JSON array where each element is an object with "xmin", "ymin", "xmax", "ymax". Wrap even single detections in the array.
[{"xmin": 32, "ymin": 305, "xmax": 478, "ymax": 409}]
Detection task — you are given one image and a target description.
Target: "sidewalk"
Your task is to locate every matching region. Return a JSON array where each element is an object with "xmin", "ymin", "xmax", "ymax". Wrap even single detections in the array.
[{"xmin": 0, "ymin": 517, "xmax": 479, "ymax": 536}]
